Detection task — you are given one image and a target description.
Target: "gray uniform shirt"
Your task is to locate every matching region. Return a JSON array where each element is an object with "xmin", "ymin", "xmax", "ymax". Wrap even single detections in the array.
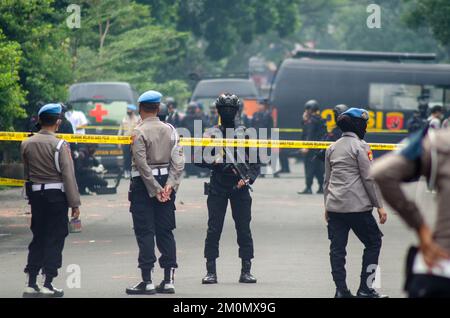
[
  {"xmin": 21, "ymin": 130, "xmax": 81, "ymax": 208},
  {"xmin": 131, "ymin": 116, "xmax": 185, "ymax": 197},
  {"xmin": 324, "ymin": 132, "xmax": 383, "ymax": 213}
]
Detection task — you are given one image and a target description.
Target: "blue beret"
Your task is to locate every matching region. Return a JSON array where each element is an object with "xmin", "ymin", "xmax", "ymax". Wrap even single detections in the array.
[
  {"xmin": 127, "ymin": 104, "xmax": 137, "ymax": 111},
  {"xmin": 138, "ymin": 90, "xmax": 162, "ymax": 103},
  {"xmin": 342, "ymin": 108, "xmax": 369, "ymax": 121},
  {"xmin": 38, "ymin": 103, "xmax": 62, "ymax": 116}
]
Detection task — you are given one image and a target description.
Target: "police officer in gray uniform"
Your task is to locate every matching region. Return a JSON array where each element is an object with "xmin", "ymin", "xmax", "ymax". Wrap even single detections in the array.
[
  {"xmin": 324, "ymin": 108, "xmax": 388, "ymax": 298},
  {"xmin": 126, "ymin": 91, "xmax": 185, "ymax": 295},
  {"xmin": 21, "ymin": 103, "xmax": 81, "ymax": 298}
]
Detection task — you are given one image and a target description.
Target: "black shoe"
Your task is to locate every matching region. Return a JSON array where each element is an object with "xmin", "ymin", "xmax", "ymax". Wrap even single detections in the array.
[
  {"xmin": 22, "ymin": 284, "xmax": 41, "ymax": 298},
  {"xmin": 156, "ymin": 280, "xmax": 175, "ymax": 294},
  {"xmin": 40, "ymin": 284, "xmax": 64, "ymax": 298},
  {"xmin": 357, "ymin": 288, "xmax": 389, "ymax": 298},
  {"xmin": 202, "ymin": 273, "xmax": 218, "ymax": 284},
  {"xmin": 239, "ymin": 272, "xmax": 257, "ymax": 284},
  {"xmin": 317, "ymin": 188, "xmax": 324, "ymax": 194},
  {"xmin": 334, "ymin": 288, "xmax": 354, "ymax": 298},
  {"xmin": 297, "ymin": 188, "xmax": 312, "ymax": 195},
  {"xmin": 126, "ymin": 281, "xmax": 156, "ymax": 295}
]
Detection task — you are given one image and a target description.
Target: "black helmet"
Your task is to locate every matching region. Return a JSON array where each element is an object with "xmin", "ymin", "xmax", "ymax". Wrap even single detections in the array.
[
  {"xmin": 334, "ymin": 104, "xmax": 349, "ymax": 118},
  {"xmin": 158, "ymin": 103, "xmax": 168, "ymax": 121},
  {"xmin": 304, "ymin": 100, "xmax": 319, "ymax": 110},
  {"xmin": 215, "ymin": 93, "xmax": 241, "ymax": 110},
  {"xmin": 165, "ymin": 97, "xmax": 176, "ymax": 108}
]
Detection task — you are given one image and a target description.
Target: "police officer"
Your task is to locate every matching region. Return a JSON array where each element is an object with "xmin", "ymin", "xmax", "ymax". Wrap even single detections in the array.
[
  {"xmin": 197, "ymin": 93, "xmax": 260, "ymax": 285},
  {"xmin": 56, "ymin": 104, "xmax": 75, "ymax": 135},
  {"xmin": 324, "ymin": 108, "xmax": 388, "ymax": 298},
  {"xmin": 317, "ymin": 104, "xmax": 349, "ymax": 162},
  {"xmin": 21, "ymin": 103, "xmax": 81, "ymax": 298},
  {"xmin": 126, "ymin": 90, "xmax": 185, "ymax": 295},
  {"xmin": 158, "ymin": 102, "xmax": 169, "ymax": 122},
  {"xmin": 165, "ymin": 97, "xmax": 181, "ymax": 128},
  {"xmin": 118, "ymin": 104, "xmax": 140, "ymax": 178},
  {"xmin": 371, "ymin": 127, "xmax": 450, "ymax": 297},
  {"xmin": 299, "ymin": 101, "xmax": 327, "ymax": 194}
]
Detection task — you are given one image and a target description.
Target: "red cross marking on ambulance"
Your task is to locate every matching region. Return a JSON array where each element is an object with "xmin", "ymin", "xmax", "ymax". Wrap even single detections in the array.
[{"xmin": 89, "ymin": 104, "xmax": 108, "ymax": 123}]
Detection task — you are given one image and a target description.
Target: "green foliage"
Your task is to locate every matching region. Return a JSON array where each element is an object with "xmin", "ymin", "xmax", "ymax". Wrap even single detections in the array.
[
  {"xmin": 176, "ymin": 0, "xmax": 302, "ymax": 60},
  {"xmin": 404, "ymin": 0, "xmax": 450, "ymax": 51},
  {"xmin": 0, "ymin": 0, "xmax": 73, "ymax": 118},
  {"xmin": 0, "ymin": 31, "xmax": 26, "ymax": 130},
  {"xmin": 330, "ymin": 0, "xmax": 440, "ymax": 53}
]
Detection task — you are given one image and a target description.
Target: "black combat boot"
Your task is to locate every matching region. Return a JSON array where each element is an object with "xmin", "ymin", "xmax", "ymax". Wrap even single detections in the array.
[
  {"xmin": 126, "ymin": 268, "xmax": 156, "ymax": 295},
  {"xmin": 334, "ymin": 288, "xmax": 354, "ymax": 298},
  {"xmin": 298, "ymin": 188, "xmax": 312, "ymax": 195},
  {"xmin": 156, "ymin": 268, "xmax": 176, "ymax": 294},
  {"xmin": 22, "ymin": 273, "xmax": 41, "ymax": 298},
  {"xmin": 317, "ymin": 186, "xmax": 324, "ymax": 194},
  {"xmin": 40, "ymin": 275, "xmax": 64, "ymax": 298},
  {"xmin": 239, "ymin": 260, "xmax": 257, "ymax": 284},
  {"xmin": 357, "ymin": 288, "xmax": 388, "ymax": 298},
  {"xmin": 202, "ymin": 260, "xmax": 218, "ymax": 284}
]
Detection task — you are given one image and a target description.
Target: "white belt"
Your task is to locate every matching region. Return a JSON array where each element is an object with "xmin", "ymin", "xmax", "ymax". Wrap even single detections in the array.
[
  {"xmin": 131, "ymin": 168, "xmax": 168, "ymax": 178},
  {"xmin": 413, "ymin": 252, "xmax": 450, "ymax": 279},
  {"xmin": 32, "ymin": 183, "xmax": 65, "ymax": 192}
]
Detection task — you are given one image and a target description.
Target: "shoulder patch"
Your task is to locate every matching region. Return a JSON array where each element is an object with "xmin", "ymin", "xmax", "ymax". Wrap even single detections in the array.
[{"xmin": 367, "ymin": 149, "xmax": 373, "ymax": 162}]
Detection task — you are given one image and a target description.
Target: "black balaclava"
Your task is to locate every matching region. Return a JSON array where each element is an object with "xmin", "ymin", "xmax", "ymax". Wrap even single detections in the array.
[
  {"xmin": 219, "ymin": 106, "xmax": 238, "ymax": 128},
  {"xmin": 337, "ymin": 114, "xmax": 368, "ymax": 140}
]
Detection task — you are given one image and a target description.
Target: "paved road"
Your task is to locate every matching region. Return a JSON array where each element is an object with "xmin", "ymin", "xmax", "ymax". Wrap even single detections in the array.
[{"xmin": 0, "ymin": 162, "xmax": 435, "ymax": 298}]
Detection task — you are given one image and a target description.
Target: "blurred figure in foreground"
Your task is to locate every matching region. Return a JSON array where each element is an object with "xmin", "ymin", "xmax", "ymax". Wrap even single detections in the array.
[{"xmin": 372, "ymin": 126, "xmax": 450, "ymax": 298}]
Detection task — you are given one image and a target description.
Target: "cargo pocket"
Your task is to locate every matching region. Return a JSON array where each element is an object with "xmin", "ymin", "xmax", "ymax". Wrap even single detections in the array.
[{"xmin": 362, "ymin": 213, "xmax": 383, "ymax": 247}]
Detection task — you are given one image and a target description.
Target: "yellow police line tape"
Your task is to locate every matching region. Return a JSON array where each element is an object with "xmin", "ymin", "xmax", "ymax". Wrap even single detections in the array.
[
  {"xmin": 0, "ymin": 131, "xmax": 400, "ymax": 150},
  {"xmin": 0, "ymin": 177, "xmax": 25, "ymax": 187}
]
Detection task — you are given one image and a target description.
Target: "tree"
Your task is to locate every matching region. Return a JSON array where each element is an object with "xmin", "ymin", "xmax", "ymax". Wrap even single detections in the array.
[
  {"xmin": 0, "ymin": 0, "xmax": 73, "ymax": 119},
  {"xmin": 330, "ymin": 0, "xmax": 441, "ymax": 54},
  {"xmin": 0, "ymin": 31, "xmax": 26, "ymax": 131},
  {"xmin": 176, "ymin": 0, "xmax": 302, "ymax": 60},
  {"xmin": 405, "ymin": 0, "xmax": 450, "ymax": 57}
]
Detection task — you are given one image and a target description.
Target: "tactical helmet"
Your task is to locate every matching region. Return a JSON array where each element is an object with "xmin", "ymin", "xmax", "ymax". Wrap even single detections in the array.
[
  {"xmin": 165, "ymin": 97, "xmax": 177, "ymax": 108},
  {"xmin": 158, "ymin": 103, "xmax": 168, "ymax": 121},
  {"xmin": 334, "ymin": 104, "xmax": 349, "ymax": 118},
  {"xmin": 304, "ymin": 100, "xmax": 319, "ymax": 110},
  {"xmin": 215, "ymin": 93, "xmax": 241, "ymax": 110}
]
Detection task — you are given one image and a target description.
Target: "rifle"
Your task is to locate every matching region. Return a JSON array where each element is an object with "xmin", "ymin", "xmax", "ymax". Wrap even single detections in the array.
[{"xmin": 223, "ymin": 146, "xmax": 254, "ymax": 192}]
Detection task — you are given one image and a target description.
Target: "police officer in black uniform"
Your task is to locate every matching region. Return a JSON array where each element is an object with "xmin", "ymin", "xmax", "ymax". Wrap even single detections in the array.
[
  {"xmin": 317, "ymin": 104, "xmax": 349, "ymax": 162},
  {"xmin": 299, "ymin": 101, "xmax": 327, "ymax": 194},
  {"xmin": 197, "ymin": 93, "xmax": 261, "ymax": 284}
]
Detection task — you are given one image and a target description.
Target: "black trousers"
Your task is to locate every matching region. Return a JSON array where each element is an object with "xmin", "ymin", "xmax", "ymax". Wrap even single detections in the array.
[
  {"xmin": 279, "ymin": 149, "xmax": 290, "ymax": 173},
  {"xmin": 408, "ymin": 275, "xmax": 450, "ymax": 298},
  {"xmin": 122, "ymin": 144, "xmax": 131, "ymax": 171},
  {"xmin": 327, "ymin": 211, "xmax": 383, "ymax": 291},
  {"xmin": 305, "ymin": 151, "xmax": 324, "ymax": 189},
  {"xmin": 25, "ymin": 190, "xmax": 69, "ymax": 278},
  {"xmin": 129, "ymin": 176, "xmax": 177, "ymax": 270},
  {"xmin": 204, "ymin": 188, "xmax": 254, "ymax": 260}
]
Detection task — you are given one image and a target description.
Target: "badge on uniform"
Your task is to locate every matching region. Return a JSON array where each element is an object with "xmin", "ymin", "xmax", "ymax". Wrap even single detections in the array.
[
  {"xmin": 69, "ymin": 217, "xmax": 82, "ymax": 233},
  {"xmin": 368, "ymin": 149, "xmax": 374, "ymax": 161}
]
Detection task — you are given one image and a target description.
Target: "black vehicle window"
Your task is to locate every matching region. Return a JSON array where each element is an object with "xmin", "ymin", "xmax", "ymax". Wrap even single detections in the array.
[{"xmin": 369, "ymin": 83, "xmax": 448, "ymax": 111}]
